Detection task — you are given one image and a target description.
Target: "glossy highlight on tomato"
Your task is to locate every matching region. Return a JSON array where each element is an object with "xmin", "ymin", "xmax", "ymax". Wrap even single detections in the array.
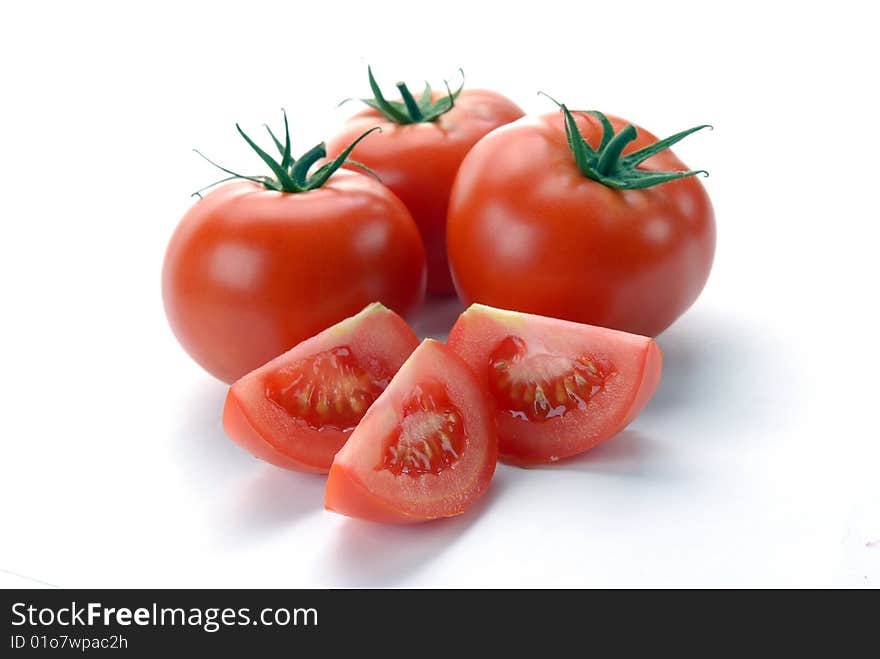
[
  {"xmin": 325, "ymin": 339, "xmax": 497, "ymax": 523},
  {"xmin": 447, "ymin": 110, "xmax": 715, "ymax": 336},
  {"xmin": 448, "ymin": 304, "xmax": 662, "ymax": 464},
  {"xmin": 223, "ymin": 303, "xmax": 419, "ymax": 474}
]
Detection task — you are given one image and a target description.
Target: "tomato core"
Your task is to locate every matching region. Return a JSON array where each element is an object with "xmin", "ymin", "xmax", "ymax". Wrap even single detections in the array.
[
  {"xmin": 381, "ymin": 380, "xmax": 466, "ymax": 476},
  {"xmin": 264, "ymin": 346, "xmax": 386, "ymax": 433},
  {"xmin": 488, "ymin": 336, "xmax": 613, "ymax": 422}
]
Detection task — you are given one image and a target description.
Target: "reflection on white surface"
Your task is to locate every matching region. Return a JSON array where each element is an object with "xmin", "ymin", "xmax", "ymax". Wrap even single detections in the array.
[
  {"xmin": 319, "ymin": 466, "xmax": 513, "ymax": 587},
  {"xmin": 1, "ymin": 295, "xmax": 873, "ymax": 588}
]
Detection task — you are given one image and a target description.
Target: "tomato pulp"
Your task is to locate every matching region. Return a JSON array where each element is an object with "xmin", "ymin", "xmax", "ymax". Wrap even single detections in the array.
[
  {"xmin": 223, "ymin": 303, "xmax": 419, "ymax": 473},
  {"xmin": 447, "ymin": 304, "xmax": 662, "ymax": 464},
  {"xmin": 325, "ymin": 339, "xmax": 497, "ymax": 523},
  {"xmin": 328, "ymin": 89, "xmax": 523, "ymax": 295},
  {"xmin": 447, "ymin": 111, "xmax": 715, "ymax": 336},
  {"xmin": 163, "ymin": 173, "xmax": 426, "ymax": 383}
]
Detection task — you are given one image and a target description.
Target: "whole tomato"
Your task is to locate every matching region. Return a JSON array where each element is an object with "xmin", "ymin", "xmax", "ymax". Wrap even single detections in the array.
[
  {"xmin": 327, "ymin": 68, "xmax": 524, "ymax": 295},
  {"xmin": 163, "ymin": 116, "xmax": 426, "ymax": 383},
  {"xmin": 446, "ymin": 104, "xmax": 715, "ymax": 337}
]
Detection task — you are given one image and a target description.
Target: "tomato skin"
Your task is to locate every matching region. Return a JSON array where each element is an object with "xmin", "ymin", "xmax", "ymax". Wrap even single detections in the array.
[
  {"xmin": 447, "ymin": 112, "xmax": 715, "ymax": 337},
  {"xmin": 447, "ymin": 304, "xmax": 662, "ymax": 465},
  {"xmin": 223, "ymin": 303, "xmax": 419, "ymax": 474},
  {"xmin": 223, "ymin": 390, "xmax": 323, "ymax": 473},
  {"xmin": 325, "ymin": 340, "xmax": 497, "ymax": 523},
  {"xmin": 327, "ymin": 90, "xmax": 524, "ymax": 296},
  {"xmin": 162, "ymin": 173, "xmax": 426, "ymax": 383}
]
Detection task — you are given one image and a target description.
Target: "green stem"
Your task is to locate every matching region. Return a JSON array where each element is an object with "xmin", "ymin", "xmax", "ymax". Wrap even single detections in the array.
[
  {"xmin": 290, "ymin": 142, "xmax": 327, "ymax": 188},
  {"xmin": 396, "ymin": 82, "xmax": 424, "ymax": 122},
  {"xmin": 596, "ymin": 124, "xmax": 637, "ymax": 176}
]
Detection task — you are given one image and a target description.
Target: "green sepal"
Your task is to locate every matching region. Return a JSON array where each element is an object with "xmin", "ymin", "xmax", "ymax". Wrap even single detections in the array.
[
  {"xmin": 306, "ymin": 127, "xmax": 381, "ymax": 189},
  {"xmin": 418, "ymin": 82, "xmax": 432, "ymax": 108},
  {"xmin": 620, "ymin": 124, "xmax": 712, "ymax": 168},
  {"xmin": 192, "ymin": 110, "xmax": 381, "ymax": 195},
  {"xmin": 542, "ymin": 95, "xmax": 711, "ymax": 190},
  {"xmin": 290, "ymin": 142, "xmax": 327, "ymax": 189},
  {"xmin": 236, "ymin": 123, "xmax": 297, "ymax": 190},
  {"xmin": 367, "ymin": 67, "xmax": 411, "ymax": 123},
  {"xmin": 358, "ymin": 67, "xmax": 464, "ymax": 124},
  {"xmin": 586, "ymin": 110, "xmax": 615, "ymax": 152}
]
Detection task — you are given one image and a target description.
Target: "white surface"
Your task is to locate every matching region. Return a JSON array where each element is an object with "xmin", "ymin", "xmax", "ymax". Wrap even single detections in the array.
[{"xmin": 1, "ymin": 0, "xmax": 878, "ymax": 588}]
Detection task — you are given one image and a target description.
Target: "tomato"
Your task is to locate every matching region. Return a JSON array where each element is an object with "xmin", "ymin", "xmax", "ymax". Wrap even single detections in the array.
[
  {"xmin": 447, "ymin": 304, "xmax": 662, "ymax": 465},
  {"xmin": 163, "ymin": 115, "xmax": 426, "ymax": 383},
  {"xmin": 327, "ymin": 69, "xmax": 524, "ymax": 295},
  {"xmin": 325, "ymin": 339, "xmax": 497, "ymax": 523},
  {"xmin": 223, "ymin": 303, "xmax": 419, "ymax": 474},
  {"xmin": 446, "ymin": 105, "xmax": 715, "ymax": 337}
]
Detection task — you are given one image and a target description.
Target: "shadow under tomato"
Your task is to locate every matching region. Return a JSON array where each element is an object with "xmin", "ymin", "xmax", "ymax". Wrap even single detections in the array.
[
  {"xmin": 515, "ymin": 429, "xmax": 674, "ymax": 479},
  {"xmin": 169, "ymin": 378, "xmax": 325, "ymax": 539},
  {"xmin": 521, "ymin": 311, "xmax": 785, "ymax": 476},
  {"xmin": 220, "ymin": 467, "xmax": 326, "ymax": 542},
  {"xmin": 171, "ymin": 377, "xmax": 253, "ymax": 482},
  {"xmin": 320, "ymin": 466, "xmax": 512, "ymax": 587},
  {"xmin": 641, "ymin": 309, "xmax": 770, "ymax": 424}
]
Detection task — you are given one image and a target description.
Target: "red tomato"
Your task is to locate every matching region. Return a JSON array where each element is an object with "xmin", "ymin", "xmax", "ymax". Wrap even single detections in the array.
[
  {"xmin": 327, "ymin": 72, "xmax": 523, "ymax": 295},
  {"xmin": 447, "ymin": 109, "xmax": 715, "ymax": 337},
  {"xmin": 223, "ymin": 303, "xmax": 419, "ymax": 474},
  {"xmin": 325, "ymin": 339, "xmax": 497, "ymax": 523},
  {"xmin": 162, "ymin": 173, "xmax": 426, "ymax": 383},
  {"xmin": 447, "ymin": 304, "xmax": 662, "ymax": 465}
]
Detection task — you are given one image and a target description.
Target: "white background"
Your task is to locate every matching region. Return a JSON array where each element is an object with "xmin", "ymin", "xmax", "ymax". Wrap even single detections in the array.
[{"xmin": 1, "ymin": 0, "xmax": 878, "ymax": 588}]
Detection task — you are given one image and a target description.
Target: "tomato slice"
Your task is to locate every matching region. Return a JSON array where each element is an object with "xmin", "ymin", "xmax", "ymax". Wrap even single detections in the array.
[
  {"xmin": 223, "ymin": 303, "xmax": 419, "ymax": 474},
  {"xmin": 447, "ymin": 304, "xmax": 662, "ymax": 464},
  {"xmin": 325, "ymin": 339, "xmax": 497, "ymax": 523}
]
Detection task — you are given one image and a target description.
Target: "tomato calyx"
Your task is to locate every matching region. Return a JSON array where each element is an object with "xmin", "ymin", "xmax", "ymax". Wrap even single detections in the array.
[
  {"xmin": 192, "ymin": 109, "xmax": 381, "ymax": 196},
  {"xmin": 540, "ymin": 93, "xmax": 712, "ymax": 190},
  {"xmin": 354, "ymin": 66, "xmax": 465, "ymax": 124}
]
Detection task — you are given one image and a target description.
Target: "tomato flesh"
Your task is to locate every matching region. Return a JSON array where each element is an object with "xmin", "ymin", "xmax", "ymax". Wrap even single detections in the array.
[
  {"xmin": 325, "ymin": 340, "xmax": 497, "ymax": 523},
  {"xmin": 382, "ymin": 380, "xmax": 465, "ymax": 476},
  {"xmin": 489, "ymin": 336, "xmax": 612, "ymax": 422},
  {"xmin": 447, "ymin": 304, "xmax": 662, "ymax": 464},
  {"xmin": 223, "ymin": 303, "xmax": 419, "ymax": 474},
  {"xmin": 265, "ymin": 346, "xmax": 386, "ymax": 433}
]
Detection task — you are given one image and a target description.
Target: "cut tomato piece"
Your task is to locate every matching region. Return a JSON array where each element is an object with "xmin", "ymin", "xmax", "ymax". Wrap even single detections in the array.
[
  {"xmin": 447, "ymin": 304, "xmax": 662, "ymax": 465},
  {"xmin": 325, "ymin": 339, "xmax": 497, "ymax": 523},
  {"xmin": 222, "ymin": 303, "xmax": 419, "ymax": 474}
]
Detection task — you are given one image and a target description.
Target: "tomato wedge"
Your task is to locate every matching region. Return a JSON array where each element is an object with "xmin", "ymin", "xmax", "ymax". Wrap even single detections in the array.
[
  {"xmin": 325, "ymin": 339, "xmax": 497, "ymax": 523},
  {"xmin": 447, "ymin": 304, "xmax": 662, "ymax": 465},
  {"xmin": 223, "ymin": 303, "xmax": 419, "ymax": 474}
]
